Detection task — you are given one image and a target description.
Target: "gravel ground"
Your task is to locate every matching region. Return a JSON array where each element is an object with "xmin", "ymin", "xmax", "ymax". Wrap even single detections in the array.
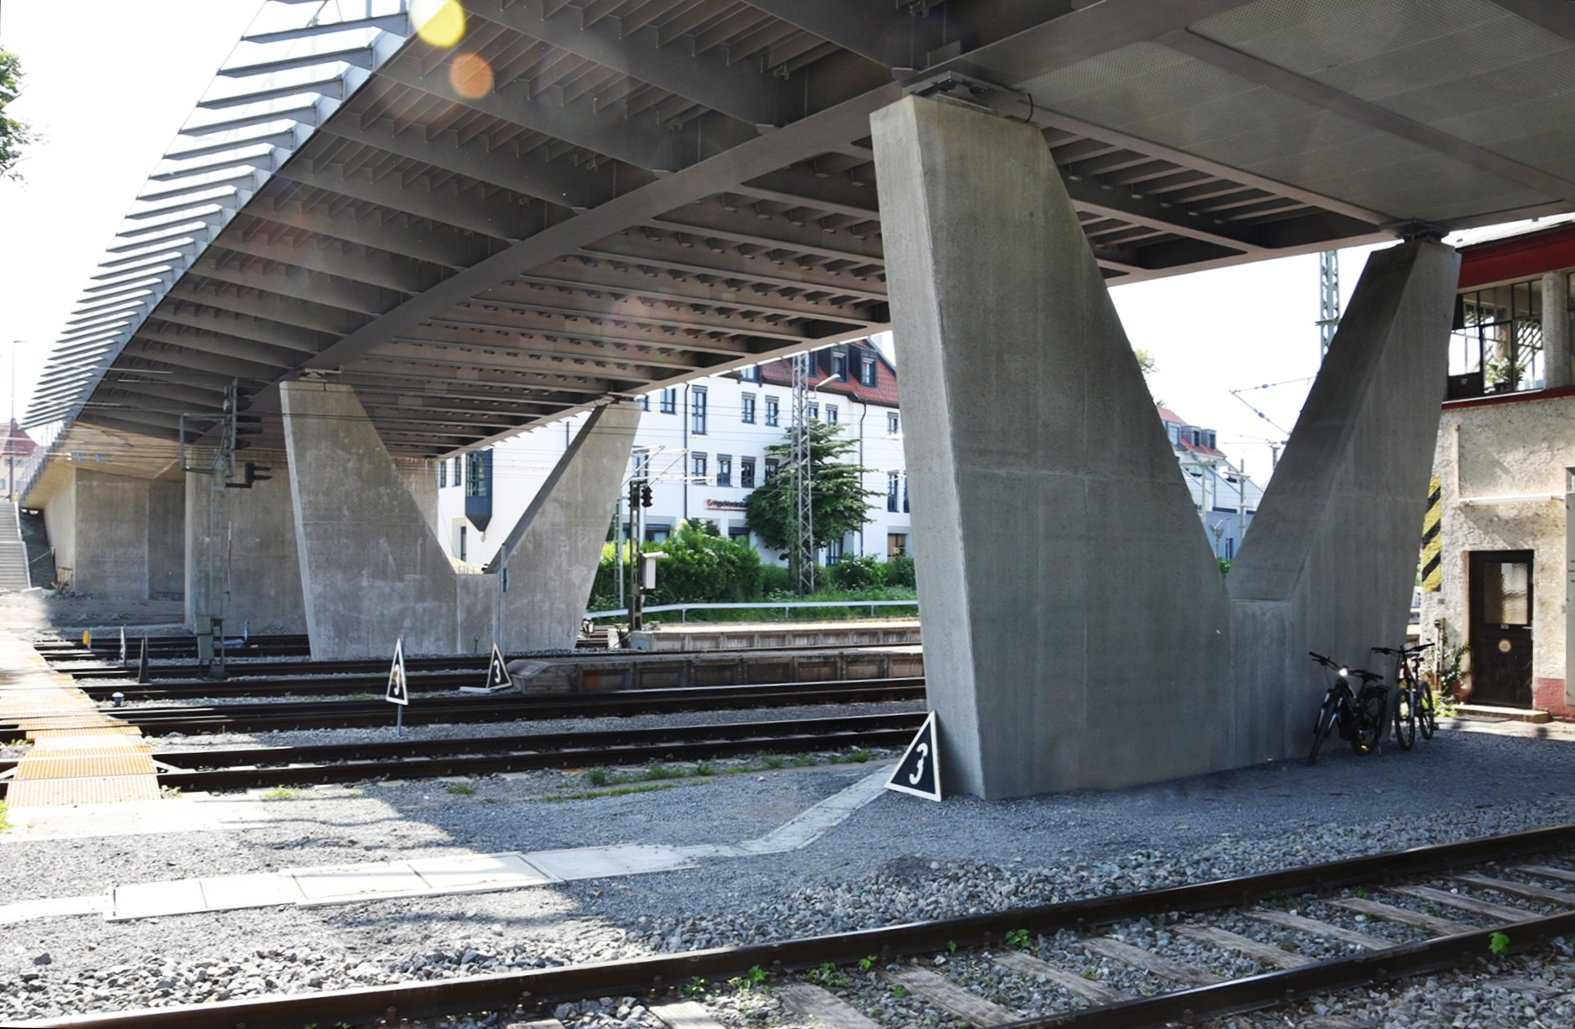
[{"xmin": 1, "ymin": 722, "xmax": 1572, "ymax": 1028}]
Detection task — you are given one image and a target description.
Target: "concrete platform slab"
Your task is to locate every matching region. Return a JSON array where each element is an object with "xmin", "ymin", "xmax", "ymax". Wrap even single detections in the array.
[
  {"xmin": 408, "ymin": 852, "xmax": 554, "ymax": 891},
  {"xmin": 199, "ymin": 873, "xmax": 304, "ymax": 911},
  {"xmin": 526, "ymin": 843, "xmax": 697, "ymax": 881},
  {"xmin": 290, "ymin": 861, "xmax": 428, "ymax": 903},
  {"xmin": 110, "ymin": 878, "xmax": 207, "ymax": 921},
  {"xmin": 0, "ymin": 894, "xmax": 106, "ymax": 922}
]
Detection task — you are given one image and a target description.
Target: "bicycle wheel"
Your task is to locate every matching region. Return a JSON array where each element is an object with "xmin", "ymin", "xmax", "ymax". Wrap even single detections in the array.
[
  {"xmin": 1392, "ymin": 685, "xmax": 1416, "ymax": 751},
  {"xmin": 1308, "ymin": 697, "xmax": 1337, "ymax": 766},
  {"xmin": 1351, "ymin": 687, "xmax": 1387, "ymax": 755},
  {"xmin": 1418, "ymin": 686, "xmax": 1438, "ymax": 739}
]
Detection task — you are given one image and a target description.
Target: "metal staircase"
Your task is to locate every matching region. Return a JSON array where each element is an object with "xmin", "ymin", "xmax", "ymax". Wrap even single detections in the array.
[{"xmin": 0, "ymin": 500, "xmax": 30, "ymax": 591}]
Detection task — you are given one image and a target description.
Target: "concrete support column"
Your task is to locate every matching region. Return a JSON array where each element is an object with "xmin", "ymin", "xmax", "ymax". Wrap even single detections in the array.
[
  {"xmin": 479, "ymin": 401, "xmax": 641, "ymax": 653},
  {"xmin": 282, "ymin": 381, "xmax": 466, "ymax": 658},
  {"xmin": 1542, "ymin": 271, "xmax": 1571, "ymax": 389},
  {"xmin": 1566, "ymin": 467, "xmax": 1575, "ymax": 708},
  {"xmin": 47, "ymin": 467, "xmax": 184, "ymax": 601},
  {"xmin": 872, "ymin": 96, "xmax": 1232, "ymax": 799},
  {"xmin": 282, "ymin": 381, "xmax": 636, "ymax": 658},
  {"xmin": 184, "ymin": 451, "xmax": 306, "ymax": 635},
  {"xmin": 1229, "ymin": 241, "xmax": 1459, "ymax": 755}
]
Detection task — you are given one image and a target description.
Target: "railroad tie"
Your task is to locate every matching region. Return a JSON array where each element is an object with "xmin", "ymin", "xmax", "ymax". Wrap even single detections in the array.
[
  {"xmin": 1081, "ymin": 936, "xmax": 1221, "ymax": 988},
  {"xmin": 991, "ymin": 948, "xmax": 1132, "ymax": 1004},
  {"xmin": 1330, "ymin": 897, "xmax": 1476, "ymax": 936},
  {"xmin": 775, "ymin": 982, "xmax": 883, "ymax": 1029},
  {"xmin": 1244, "ymin": 909, "xmax": 1394, "ymax": 951},
  {"xmin": 648, "ymin": 1000, "xmax": 730, "ymax": 1029},
  {"xmin": 1173, "ymin": 923, "xmax": 1314, "ymax": 968},
  {"xmin": 882, "ymin": 965, "xmax": 1024, "ymax": 1026}
]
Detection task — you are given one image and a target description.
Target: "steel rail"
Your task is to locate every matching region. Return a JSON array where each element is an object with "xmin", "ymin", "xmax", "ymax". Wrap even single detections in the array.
[
  {"xmin": 151, "ymin": 713, "xmax": 924, "ymax": 790},
  {"xmin": 28, "ymin": 824, "xmax": 1575, "ymax": 1029}
]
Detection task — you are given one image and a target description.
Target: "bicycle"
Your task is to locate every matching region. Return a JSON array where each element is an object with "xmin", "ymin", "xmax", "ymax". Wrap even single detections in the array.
[
  {"xmin": 1372, "ymin": 643, "xmax": 1437, "ymax": 750},
  {"xmin": 1307, "ymin": 652, "xmax": 1388, "ymax": 766}
]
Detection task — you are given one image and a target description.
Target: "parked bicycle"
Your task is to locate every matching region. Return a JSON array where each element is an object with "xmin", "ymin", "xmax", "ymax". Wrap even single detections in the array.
[
  {"xmin": 1372, "ymin": 642, "xmax": 1437, "ymax": 750},
  {"xmin": 1307, "ymin": 652, "xmax": 1388, "ymax": 766}
]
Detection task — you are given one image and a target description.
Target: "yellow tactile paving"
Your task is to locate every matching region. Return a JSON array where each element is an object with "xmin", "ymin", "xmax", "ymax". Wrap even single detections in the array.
[{"xmin": 0, "ymin": 631, "xmax": 160, "ymax": 808}]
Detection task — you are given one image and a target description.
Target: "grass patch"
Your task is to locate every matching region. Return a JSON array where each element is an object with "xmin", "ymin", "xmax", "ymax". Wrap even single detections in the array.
[
  {"xmin": 0, "ymin": 800, "xmax": 9, "ymax": 833},
  {"xmin": 444, "ymin": 783, "xmax": 477, "ymax": 796},
  {"xmin": 542, "ymin": 782, "xmax": 688, "ymax": 803},
  {"xmin": 259, "ymin": 787, "xmax": 301, "ymax": 801},
  {"xmin": 828, "ymin": 749, "xmax": 872, "ymax": 765}
]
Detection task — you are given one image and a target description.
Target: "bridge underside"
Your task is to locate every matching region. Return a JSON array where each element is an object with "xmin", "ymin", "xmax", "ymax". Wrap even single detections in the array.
[{"xmin": 20, "ymin": 0, "xmax": 1575, "ymax": 793}]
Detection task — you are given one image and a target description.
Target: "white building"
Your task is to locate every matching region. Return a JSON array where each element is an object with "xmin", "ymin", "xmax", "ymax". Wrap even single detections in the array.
[
  {"xmin": 435, "ymin": 339, "xmax": 910, "ymax": 569},
  {"xmin": 1158, "ymin": 406, "xmax": 1264, "ymax": 560}
]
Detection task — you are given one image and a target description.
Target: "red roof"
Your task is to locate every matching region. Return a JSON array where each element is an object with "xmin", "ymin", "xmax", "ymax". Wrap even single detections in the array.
[
  {"xmin": 0, "ymin": 420, "xmax": 36, "ymax": 459},
  {"xmin": 737, "ymin": 340, "xmax": 900, "ymax": 408},
  {"xmin": 1458, "ymin": 222, "xmax": 1575, "ymax": 289}
]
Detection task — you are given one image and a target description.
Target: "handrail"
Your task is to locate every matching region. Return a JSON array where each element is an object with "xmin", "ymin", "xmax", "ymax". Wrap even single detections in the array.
[{"xmin": 586, "ymin": 598, "xmax": 920, "ymax": 623}]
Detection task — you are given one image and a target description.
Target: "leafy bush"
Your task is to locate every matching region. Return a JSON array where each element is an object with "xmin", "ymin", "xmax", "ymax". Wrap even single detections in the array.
[
  {"xmin": 643, "ymin": 521, "xmax": 762, "ymax": 605},
  {"xmin": 826, "ymin": 554, "xmax": 884, "ymax": 591},
  {"xmin": 884, "ymin": 555, "xmax": 916, "ymax": 588},
  {"xmin": 758, "ymin": 564, "xmax": 791, "ymax": 595}
]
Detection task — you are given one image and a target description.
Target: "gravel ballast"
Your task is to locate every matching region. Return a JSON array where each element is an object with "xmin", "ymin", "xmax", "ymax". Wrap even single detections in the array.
[{"xmin": 1, "ymin": 721, "xmax": 1572, "ymax": 1028}]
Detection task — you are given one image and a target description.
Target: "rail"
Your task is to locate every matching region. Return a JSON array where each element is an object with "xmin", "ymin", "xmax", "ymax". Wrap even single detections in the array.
[{"xmin": 586, "ymin": 598, "xmax": 920, "ymax": 622}]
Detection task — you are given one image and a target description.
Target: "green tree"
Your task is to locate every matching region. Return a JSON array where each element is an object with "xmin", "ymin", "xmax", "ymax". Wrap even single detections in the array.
[
  {"xmin": 745, "ymin": 420, "xmax": 880, "ymax": 569},
  {"xmin": 0, "ymin": 48, "xmax": 34, "ymax": 179}
]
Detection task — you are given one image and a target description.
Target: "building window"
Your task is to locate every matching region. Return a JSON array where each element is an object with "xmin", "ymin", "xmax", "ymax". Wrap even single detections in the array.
[
  {"xmin": 641, "ymin": 394, "xmax": 650, "ymax": 411},
  {"xmin": 691, "ymin": 387, "xmax": 708, "ymax": 435},
  {"xmin": 887, "ymin": 532, "xmax": 907, "ymax": 559},
  {"xmin": 439, "ymin": 460, "xmax": 447, "ymax": 488},
  {"xmin": 458, "ymin": 524, "xmax": 468, "ymax": 562},
  {"xmin": 631, "ymin": 448, "xmax": 650, "ymax": 480},
  {"xmin": 887, "ymin": 411, "xmax": 899, "ymax": 435},
  {"xmin": 832, "ymin": 349, "xmax": 848, "ymax": 380},
  {"xmin": 728, "ymin": 526, "xmax": 750, "ymax": 542},
  {"xmin": 1452, "ymin": 279, "xmax": 1546, "ymax": 396},
  {"xmin": 740, "ymin": 456, "xmax": 756, "ymax": 488},
  {"xmin": 741, "ymin": 394, "xmax": 756, "ymax": 424},
  {"xmin": 887, "ymin": 471, "xmax": 900, "ymax": 513},
  {"xmin": 739, "ymin": 365, "xmax": 760, "ymax": 382},
  {"xmin": 691, "ymin": 452, "xmax": 707, "ymax": 482},
  {"xmin": 465, "ymin": 452, "xmax": 488, "ymax": 497},
  {"xmin": 453, "ymin": 455, "xmax": 462, "ymax": 486},
  {"xmin": 645, "ymin": 524, "xmax": 671, "ymax": 543},
  {"xmin": 660, "ymin": 388, "xmax": 677, "ymax": 414},
  {"xmin": 765, "ymin": 397, "xmax": 779, "ymax": 427},
  {"xmin": 903, "ymin": 474, "xmax": 909, "ymax": 513},
  {"xmin": 716, "ymin": 454, "xmax": 732, "ymax": 486},
  {"xmin": 764, "ymin": 456, "xmax": 780, "ymax": 481},
  {"xmin": 807, "ymin": 401, "xmax": 819, "ymax": 420},
  {"xmin": 827, "ymin": 537, "xmax": 843, "ymax": 562},
  {"xmin": 826, "ymin": 404, "xmax": 838, "ymax": 425},
  {"xmin": 860, "ymin": 355, "xmax": 877, "ymax": 387}
]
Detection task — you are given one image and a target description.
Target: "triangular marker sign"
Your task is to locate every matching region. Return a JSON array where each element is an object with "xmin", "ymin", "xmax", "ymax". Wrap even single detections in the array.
[
  {"xmin": 886, "ymin": 710, "xmax": 942, "ymax": 801},
  {"xmin": 462, "ymin": 643, "xmax": 514, "ymax": 694},
  {"xmin": 119, "ymin": 627, "xmax": 127, "ymax": 664},
  {"xmin": 136, "ymin": 636, "xmax": 149, "ymax": 685},
  {"xmin": 385, "ymin": 637, "xmax": 409, "ymax": 706}
]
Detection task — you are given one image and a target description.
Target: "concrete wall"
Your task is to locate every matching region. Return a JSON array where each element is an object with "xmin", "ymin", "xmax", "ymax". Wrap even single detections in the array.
[
  {"xmin": 1424, "ymin": 391, "xmax": 1574, "ymax": 715},
  {"xmin": 1230, "ymin": 242, "xmax": 1458, "ymax": 754},
  {"xmin": 184, "ymin": 451, "xmax": 308, "ymax": 635},
  {"xmin": 40, "ymin": 468, "xmax": 188, "ymax": 602},
  {"xmin": 40, "ymin": 474, "xmax": 76, "ymax": 589},
  {"xmin": 872, "ymin": 95, "xmax": 1457, "ymax": 798},
  {"xmin": 147, "ymin": 481, "xmax": 184, "ymax": 600},
  {"xmin": 873, "ymin": 96, "xmax": 1233, "ymax": 798},
  {"xmin": 487, "ymin": 401, "xmax": 641, "ymax": 651},
  {"xmin": 282, "ymin": 383, "xmax": 634, "ymax": 658}
]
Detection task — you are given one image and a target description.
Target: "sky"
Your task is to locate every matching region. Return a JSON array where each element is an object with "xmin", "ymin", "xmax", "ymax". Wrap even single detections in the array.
[{"xmin": 0, "ymin": 2, "xmax": 1543, "ymax": 490}]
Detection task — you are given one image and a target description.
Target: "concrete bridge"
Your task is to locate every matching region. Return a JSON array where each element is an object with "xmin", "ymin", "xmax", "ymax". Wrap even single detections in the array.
[{"xmin": 21, "ymin": 0, "xmax": 1575, "ymax": 797}]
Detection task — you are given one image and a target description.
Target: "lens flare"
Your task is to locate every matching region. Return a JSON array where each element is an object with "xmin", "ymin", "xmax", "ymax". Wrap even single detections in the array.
[
  {"xmin": 448, "ymin": 52, "xmax": 494, "ymax": 99},
  {"xmin": 412, "ymin": 0, "xmax": 465, "ymax": 49}
]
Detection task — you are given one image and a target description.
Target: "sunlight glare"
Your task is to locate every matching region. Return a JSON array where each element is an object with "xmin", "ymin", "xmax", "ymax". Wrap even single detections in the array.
[
  {"xmin": 412, "ymin": 0, "xmax": 466, "ymax": 48},
  {"xmin": 448, "ymin": 52, "xmax": 494, "ymax": 99}
]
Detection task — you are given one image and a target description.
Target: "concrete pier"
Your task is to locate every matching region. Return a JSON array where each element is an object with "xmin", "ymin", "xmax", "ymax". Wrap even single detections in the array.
[{"xmin": 872, "ymin": 95, "xmax": 1457, "ymax": 798}]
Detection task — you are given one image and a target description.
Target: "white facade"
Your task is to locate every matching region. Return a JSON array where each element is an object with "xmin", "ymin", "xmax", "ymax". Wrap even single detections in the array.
[
  {"xmin": 435, "ymin": 341, "xmax": 911, "ymax": 569},
  {"xmin": 1158, "ymin": 407, "xmax": 1265, "ymax": 560}
]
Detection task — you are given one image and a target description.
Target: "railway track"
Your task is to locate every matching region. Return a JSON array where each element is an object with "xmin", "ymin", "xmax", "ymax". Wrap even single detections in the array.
[
  {"xmin": 0, "ymin": 678, "xmax": 926, "ymax": 736},
  {"xmin": 27, "ymin": 824, "xmax": 1575, "ymax": 1029},
  {"xmin": 146, "ymin": 711, "xmax": 922, "ymax": 791}
]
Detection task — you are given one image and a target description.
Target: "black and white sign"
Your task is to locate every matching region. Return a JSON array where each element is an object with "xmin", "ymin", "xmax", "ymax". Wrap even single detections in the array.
[
  {"xmin": 885, "ymin": 711, "xmax": 941, "ymax": 801},
  {"xmin": 385, "ymin": 637, "xmax": 409, "ymax": 706},
  {"xmin": 119, "ymin": 627, "xmax": 127, "ymax": 664},
  {"xmin": 462, "ymin": 643, "xmax": 513, "ymax": 694},
  {"xmin": 136, "ymin": 636, "xmax": 150, "ymax": 685}
]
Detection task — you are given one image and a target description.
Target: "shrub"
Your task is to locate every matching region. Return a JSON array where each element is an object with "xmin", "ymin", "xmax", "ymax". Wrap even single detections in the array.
[
  {"xmin": 825, "ymin": 554, "xmax": 884, "ymax": 591},
  {"xmin": 884, "ymin": 555, "xmax": 916, "ymax": 588},
  {"xmin": 758, "ymin": 563, "xmax": 791, "ymax": 595}
]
